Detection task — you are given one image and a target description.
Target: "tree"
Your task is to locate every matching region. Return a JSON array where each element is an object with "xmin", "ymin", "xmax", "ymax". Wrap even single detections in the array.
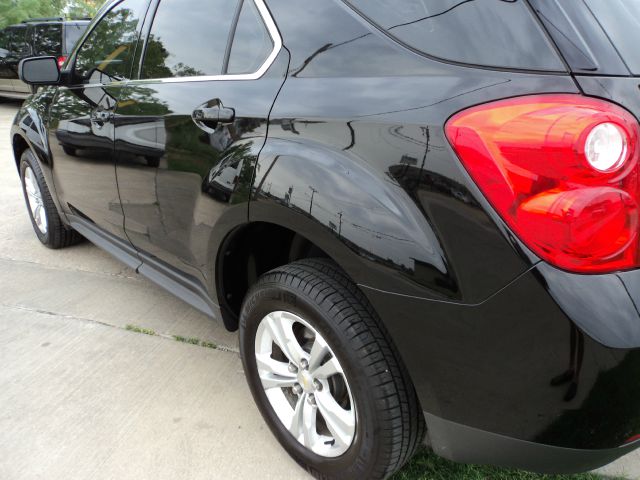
[
  {"xmin": 66, "ymin": 0, "xmax": 100, "ymax": 19},
  {"xmin": 0, "ymin": 0, "xmax": 64, "ymax": 27},
  {"xmin": 0, "ymin": 0, "xmax": 100, "ymax": 28}
]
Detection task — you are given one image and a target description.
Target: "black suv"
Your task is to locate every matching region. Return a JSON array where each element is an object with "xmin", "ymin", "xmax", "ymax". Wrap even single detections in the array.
[
  {"xmin": 11, "ymin": 0, "xmax": 640, "ymax": 478},
  {"xmin": 0, "ymin": 18, "xmax": 89, "ymax": 99}
]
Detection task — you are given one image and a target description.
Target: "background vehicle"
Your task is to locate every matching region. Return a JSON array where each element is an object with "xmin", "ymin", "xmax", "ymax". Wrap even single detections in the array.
[
  {"xmin": 10, "ymin": 0, "xmax": 640, "ymax": 479},
  {"xmin": 0, "ymin": 17, "xmax": 89, "ymax": 99}
]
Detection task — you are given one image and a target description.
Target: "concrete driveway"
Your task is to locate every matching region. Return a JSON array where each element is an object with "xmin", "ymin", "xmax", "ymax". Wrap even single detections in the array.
[
  {"xmin": 0, "ymin": 99, "xmax": 309, "ymax": 479},
  {"xmin": 1, "ymin": 98, "xmax": 639, "ymax": 480}
]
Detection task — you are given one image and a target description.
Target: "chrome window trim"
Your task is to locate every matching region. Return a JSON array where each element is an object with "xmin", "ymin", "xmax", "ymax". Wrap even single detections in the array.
[{"xmin": 127, "ymin": 0, "xmax": 281, "ymax": 85}]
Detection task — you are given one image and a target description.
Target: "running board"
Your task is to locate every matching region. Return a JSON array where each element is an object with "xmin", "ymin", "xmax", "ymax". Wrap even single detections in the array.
[{"xmin": 67, "ymin": 215, "xmax": 220, "ymax": 321}]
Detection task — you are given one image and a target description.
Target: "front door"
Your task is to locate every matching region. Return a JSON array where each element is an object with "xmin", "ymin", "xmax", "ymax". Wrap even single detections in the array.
[
  {"xmin": 115, "ymin": 0, "xmax": 286, "ymax": 290},
  {"xmin": 48, "ymin": 0, "xmax": 150, "ymax": 241}
]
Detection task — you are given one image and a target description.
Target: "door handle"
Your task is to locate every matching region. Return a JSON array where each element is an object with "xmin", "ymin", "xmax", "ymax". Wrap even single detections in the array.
[{"xmin": 192, "ymin": 103, "xmax": 235, "ymax": 131}]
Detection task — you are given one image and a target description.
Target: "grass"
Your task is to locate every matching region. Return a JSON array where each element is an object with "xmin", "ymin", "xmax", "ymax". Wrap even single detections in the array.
[
  {"xmin": 391, "ymin": 447, "xmax": 610, "ymax": 480},
  {"xmin": 124, "ymin": 325, "xmax": 219, "ymax": 351},
  {"xmin": 173, "ymin": 335, "xmax": 218, "ymax": 350},
  {"xmin": 125, "ymin": 324, "xmax": 156, "ymax": 336}
]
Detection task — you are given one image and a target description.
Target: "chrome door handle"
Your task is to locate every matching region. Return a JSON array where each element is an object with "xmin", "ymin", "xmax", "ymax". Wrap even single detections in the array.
[{"xmin": 192, "ymin": 103, "xmax": 235, "ymax": 131}]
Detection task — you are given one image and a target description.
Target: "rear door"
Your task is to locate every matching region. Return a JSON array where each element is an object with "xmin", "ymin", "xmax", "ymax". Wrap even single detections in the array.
[
  {"xmin": 48, "ymin": 0, "xmax": 150, "ymax": 242},
  {"xmin": 114, "ymin": 0, "xmax": 286, "ymax": 290}
]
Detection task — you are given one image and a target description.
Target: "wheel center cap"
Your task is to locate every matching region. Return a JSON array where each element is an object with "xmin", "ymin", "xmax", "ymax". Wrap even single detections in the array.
[{"xmin": 297, "ymin": 370, "xmax": 314, "ymax": 393}]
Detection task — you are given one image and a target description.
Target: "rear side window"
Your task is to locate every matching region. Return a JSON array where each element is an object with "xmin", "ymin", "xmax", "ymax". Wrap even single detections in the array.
[
  {"xmin": 227, "ymin": 0, "xmax": 273, "ymax": 74},
  {"xmin": 9, "ymin": 26, "xmax": 29, "ymax": 56},
  {"xmin": 344, "ymin": 0, "xmax": 565, "ymax": 71},
  {"xmin": 75, "ymin": 0, "xmax": 147, "ymax": 82},
  {"xmin": 141, "ymin": 0, "xmax": 237, "ymax": 79},
  {"xmin": 584, "ymin": 0, "xmax": 640, "ymax": 75},
  {"xmin": 32, "ymin": 24, "xmax": 63, "ymax": 56},
  {"xmin": 65, "ymin": 23, "xmax": 88, "ymax": 54}
]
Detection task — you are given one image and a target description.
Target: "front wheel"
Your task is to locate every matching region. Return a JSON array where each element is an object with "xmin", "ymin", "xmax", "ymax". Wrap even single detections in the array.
[
  {"xmin": 19, "ymin": 149, "xmax": 82, "ymax": 248},
  {"xmin": 239, "ymin": 259, "xmax": 425, "ymax": 480}
]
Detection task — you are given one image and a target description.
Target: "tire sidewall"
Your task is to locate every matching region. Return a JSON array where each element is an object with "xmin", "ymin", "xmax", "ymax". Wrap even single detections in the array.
[{"xmin": 240, "ymin": 281, "xmax": 383, "ymax": 479}]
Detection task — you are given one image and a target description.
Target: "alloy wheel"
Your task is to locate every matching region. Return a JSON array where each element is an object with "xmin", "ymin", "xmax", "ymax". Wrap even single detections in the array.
[
  {"xmin": 23, "ymin": 166, "xmax": 48, "ymax": 235},
  {"xmin": 254, "ymin": 310, "xmax": 356, "ymax": 457}
]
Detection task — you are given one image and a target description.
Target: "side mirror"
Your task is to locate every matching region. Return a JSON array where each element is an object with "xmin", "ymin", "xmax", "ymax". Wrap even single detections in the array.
[{"xmin": 19, "ymin": 56, "xmax": 61, "ymax": 85}]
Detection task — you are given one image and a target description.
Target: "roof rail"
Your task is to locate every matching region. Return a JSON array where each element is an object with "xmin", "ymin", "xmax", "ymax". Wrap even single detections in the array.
[
  {"xmin": 69, "ymin": 17, "xmax": 92, "ymax": 21},
  {"xmin": 22, "ymin": 17, "xmax": 65, "ymax": 23}
]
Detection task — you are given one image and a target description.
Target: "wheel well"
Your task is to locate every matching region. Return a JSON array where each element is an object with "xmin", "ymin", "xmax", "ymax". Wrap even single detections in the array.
[
  {"xmin": 218, "ymin": 222, "xmax": 330, "ymax": 330},
  {"xmin": 12, "ymin": 134, "xmax": 29, "ymax": 170}
]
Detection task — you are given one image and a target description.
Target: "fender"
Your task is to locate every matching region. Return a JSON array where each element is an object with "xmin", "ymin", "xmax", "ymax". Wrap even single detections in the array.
[
  {"xmin": 251, "ymin": 136, "xmax": 465, "ymax": 302},
  {"xmin": 10, "ymin": 88, "xmax": 68, "ymax": 223}
]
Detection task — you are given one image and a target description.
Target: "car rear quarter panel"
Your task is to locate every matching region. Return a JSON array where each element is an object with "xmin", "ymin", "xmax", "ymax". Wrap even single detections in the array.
[{"xmin": 256, "ymin": 0, "xmax": 579, "ymax": 304}]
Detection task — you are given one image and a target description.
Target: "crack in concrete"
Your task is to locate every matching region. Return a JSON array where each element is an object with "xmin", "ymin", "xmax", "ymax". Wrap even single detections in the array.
[
  {"xmin": 0, "ymin": 302, "xmax": 239, "ymax": 353},
  {"xmin": 0, "ymin": 255, "xmax": 141, "ymax": 281}
]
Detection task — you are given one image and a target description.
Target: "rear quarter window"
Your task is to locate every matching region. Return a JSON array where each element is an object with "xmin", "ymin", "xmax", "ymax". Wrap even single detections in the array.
[
  {"xmin": 584, "ymin": 0, "xmax": 640, "ymax": 75},
  {"xmin": 343, "ymin": 0, "xmax": 565, "ymax": 71},
  {"xmin": 65, "ymin": 23, "xmax": 89, "ymax": 54}
]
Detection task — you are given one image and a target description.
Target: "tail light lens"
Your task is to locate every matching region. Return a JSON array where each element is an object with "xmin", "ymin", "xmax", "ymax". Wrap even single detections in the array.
[
  {"xmin": 445, "ymin": 94, "xmax": 640, "ymax": 273},
  {"xmin": 57, "ymin": 56, "xmax": 67, "ymax": 68}
]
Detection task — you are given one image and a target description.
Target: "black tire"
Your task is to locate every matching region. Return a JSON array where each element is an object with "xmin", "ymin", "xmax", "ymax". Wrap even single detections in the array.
[
  {"xmin": 19, "ymin": 149, "xmax": 83, "ymax": 249},
  {"xmin": 239, "ymin": 258, "xmax": 425, "ymax": 480}
]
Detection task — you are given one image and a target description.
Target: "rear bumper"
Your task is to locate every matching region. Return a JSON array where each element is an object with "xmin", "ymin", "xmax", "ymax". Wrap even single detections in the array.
[
  {"xmin": 425, "ymin": 412, "xmax": 640, "ymax": 474},
  {"xmin": 362, "ymin": 262, "xmax": 640, "ymax": 472}
]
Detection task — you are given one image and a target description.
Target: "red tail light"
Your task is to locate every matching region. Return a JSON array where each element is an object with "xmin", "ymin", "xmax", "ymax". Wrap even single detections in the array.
[
  {"xmin": 57, "ymin": 56, "xmax": 67, "ymax": 68},
  {"xmin": 445, "ymin": 94, "xmax": 640, "ymax": 273}
]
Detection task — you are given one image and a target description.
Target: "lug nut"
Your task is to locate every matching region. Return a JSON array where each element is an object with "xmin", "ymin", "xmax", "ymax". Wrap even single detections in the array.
[
  {"xmin": 300, "ymin": 358, "xmax": 309, "ymax": 370},
  {"xmin": 307, "ymin": 394, "xmax": 316, "ymax": 405},
  {"xmin": 288, "ymin": 363, "xmax": 298, "ymax": 373},
  {"xmin": 313, "ymin": 379, "xmax": 323, "ymax": 391},
  {"xmin": 292, "ymin": 383, "xmax": 303, "ymax": 395}
]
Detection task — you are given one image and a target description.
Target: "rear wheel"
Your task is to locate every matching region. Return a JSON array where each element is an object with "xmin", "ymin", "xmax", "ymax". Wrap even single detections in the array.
[
  {"xmin": 239, "ymin": 258, "xmax": 425, "ymax": 480},
  {"xmin": 19, "ymin": 149, "xmax": 82, "ymax": 248}
]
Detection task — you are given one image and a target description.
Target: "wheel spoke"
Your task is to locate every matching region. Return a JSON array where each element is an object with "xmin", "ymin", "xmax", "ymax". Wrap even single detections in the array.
[
  {"xmin": 288, "ymin": 393, "xmax": 306, "ymax": 439},
  {"xmin": 34, "ymin": 204, "xmax": 42, "ymax": 225},
  {"xmin": 288, "ymin": 393, "xmax": 318, "ymax": 450},
  {"xmin": 315, "ymin": 389, "xmax": 355, "ymax": 448},
  {"xmin": 256, "ymin": 353, "xmax": 297, "ymax": 390},
  {"xmin": 308, "ymin": 335, "xmax": 329, "ymax": 372},
  {"xmin": 264, "ymin": 312, "xmax": 306, "ymax": 365},
  {"xmin": 302, "ymin": 399, "xmax": 318, "ymax": 449},
  {"xmin": 311, "ymin": 355, "xmax": 342, "ymax": 379}
]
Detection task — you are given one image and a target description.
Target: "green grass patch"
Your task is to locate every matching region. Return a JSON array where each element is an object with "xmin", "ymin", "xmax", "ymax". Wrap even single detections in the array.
[
  {"xmin": 392, "ymin": 447, "xmax": 609, "ymax": 480},
  {"xmin": 173, "ymin": 335, "xmax": 217, "ymax": 348},
  {"xmin": 125, "ymin": 324, "xmax": 156, "ymax": 336}
]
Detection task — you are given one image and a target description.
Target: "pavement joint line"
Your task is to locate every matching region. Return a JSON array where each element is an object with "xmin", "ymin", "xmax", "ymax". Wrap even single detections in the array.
[
  {"xmin": 0, "ymin": 302, "xmax": 240, "ymax": 353},
  {"xmin": 0, "ymin": 255, "xmax": 141, "ymax": 281}
]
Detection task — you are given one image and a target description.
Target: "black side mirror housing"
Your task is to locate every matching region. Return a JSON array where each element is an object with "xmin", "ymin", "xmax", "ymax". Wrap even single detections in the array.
[{"xmin": 19, "ymin": 56, "xmax": 61, "ymax": 85}]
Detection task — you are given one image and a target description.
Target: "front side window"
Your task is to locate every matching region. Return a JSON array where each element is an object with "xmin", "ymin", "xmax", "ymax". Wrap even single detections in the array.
[
  {"xmin": 141, "ymin": 0, "xmax": 237, "ymax": 79},
  {"xmin": 75, "ymin": 0, "xmax": 148, "ymax": 82},
  {"xmin": 32, "ymin": 24, "xmax": 63, "ymax": 56},
  {"xmin": 227, "ymin": 0, "xmax": 273, "ymax": 74}
]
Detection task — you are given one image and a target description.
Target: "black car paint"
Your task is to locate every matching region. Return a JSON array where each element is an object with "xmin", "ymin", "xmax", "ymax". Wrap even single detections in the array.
[{"xmin": 10, "ymin": 0, "xmax": 640, "ymax": 473}]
